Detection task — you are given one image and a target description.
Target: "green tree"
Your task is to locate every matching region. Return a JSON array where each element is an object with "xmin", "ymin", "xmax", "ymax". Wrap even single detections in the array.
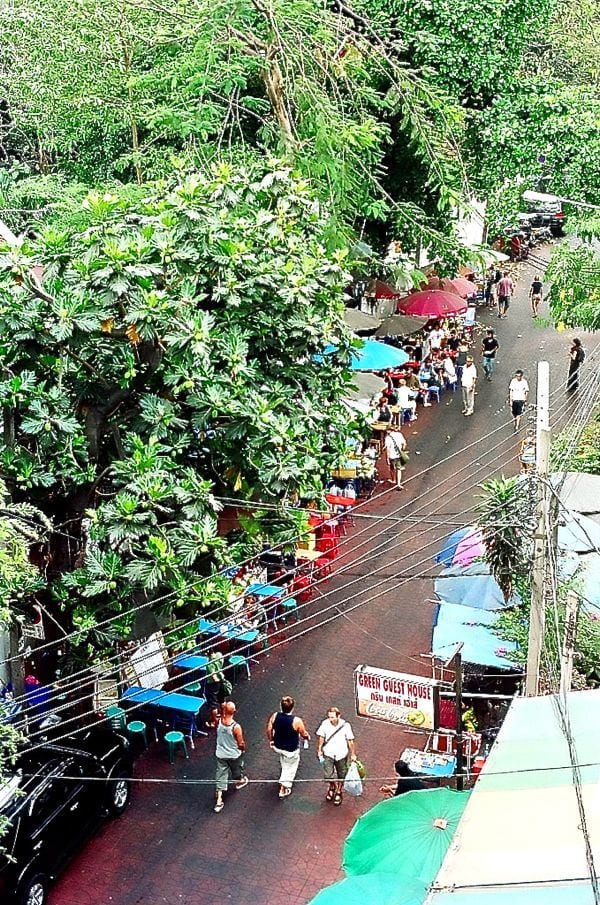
[
  {"xmin": 546, "ymin": 217, "xmax": 600, "ymax": 331},
  {"xmin": 477, "ymin": 477, "xmax": 535, "ymax": 601},
  {"xmin": 0, "ymin": 160, "xmax": 359, "ymax": 661}
]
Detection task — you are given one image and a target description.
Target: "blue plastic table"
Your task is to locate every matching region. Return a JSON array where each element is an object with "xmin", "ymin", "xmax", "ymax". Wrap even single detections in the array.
[
  {"xmin": 400, "ymin": 747, "xmax": 456, "ymax": 778},
  {"xmin": 173, "ymin": 654, "xmax": 209, "ymax": 671},
  {"xmin": 122, "ymin": 686, "xmax": 206, "ymax": 714},
  {"xmin": 247, "ymin": 583, "xmax": 285, "ymax": 598},
  {"xmin": 122, "ymin": 686, "xmax": 163, "ymax": 705},
  {"xmin": 197, "ymin": 618, "xmax": 259, "ymax": 644}
]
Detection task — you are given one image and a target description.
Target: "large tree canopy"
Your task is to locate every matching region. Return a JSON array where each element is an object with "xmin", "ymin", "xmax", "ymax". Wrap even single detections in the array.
[{"xmin": 0, "ymin": 160, "xmax": 359, "ymax": 660}]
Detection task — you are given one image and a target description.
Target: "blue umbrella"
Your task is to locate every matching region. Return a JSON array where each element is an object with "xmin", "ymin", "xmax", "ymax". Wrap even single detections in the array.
[
  {"xmin": 308, "ymin": 875, "xmax": 427, "ymax": 905},
  {"xmin": 434, "ymin": 527, "xmax": 473, "ymax": 566},
  {"xmin": 318, "ymin": 341, "xmax": 409, "ymax": 371}
]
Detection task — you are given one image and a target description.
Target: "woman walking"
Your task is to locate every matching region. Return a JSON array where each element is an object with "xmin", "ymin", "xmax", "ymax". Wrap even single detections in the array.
[{"xmin": 567, "ymin": 338, "xmax": 585, "ymax": 391}]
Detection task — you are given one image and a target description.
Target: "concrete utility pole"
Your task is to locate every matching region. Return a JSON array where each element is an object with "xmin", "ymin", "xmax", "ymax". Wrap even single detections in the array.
[
  {"xmin": 559, "ymin": 591, "xmax": 579, "ymax": 696},
  {"xmin": 526, "ymin": 361, "xmax": 551, "ymax": 696}
]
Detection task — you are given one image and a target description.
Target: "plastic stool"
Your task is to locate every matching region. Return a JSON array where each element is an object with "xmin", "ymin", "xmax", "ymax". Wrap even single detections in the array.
[
  {"xmin": 127, "ymin": 720, "xmax": 148, "ymax": 748},
  {"xmin": 228, "ymin": 654, "xmax": 251, "ymax": 680},
  {"xmin": 280, "ymin": 597, "xmax": 298, "ymax": 623},
  {"xmin": 106, "ymin": 705, "xmax": 127, "ymax": 731},
  {"xmin": 165, "ymin": 730, "xmax": 189, "ymax": 763},
  {"xmin": 428, "ymin": 386, "xmax": 441, "ymax": 404},
  {"xmin": 182, "ymin": 681, "xmax": 202, "ymax": 693}
]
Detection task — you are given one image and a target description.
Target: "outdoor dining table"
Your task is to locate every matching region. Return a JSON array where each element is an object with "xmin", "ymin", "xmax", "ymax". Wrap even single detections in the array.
[
  {"xmin": 325, "ymin": 493, "xmax": 354, "ymax": 508},
  {"xmin": 122, "ymin": 686, "xmax": 206, "ymax": 714},
  {"xmin": 172, "ymin": 653, "xmax": 210, "ymax": 672},
  {"xmin": 197, "ymin": 617, "xmax": 260, "ymax": 645},
  {"xmin": 246, "ymin": 583, "xmax": 298, "ymax": 627}
]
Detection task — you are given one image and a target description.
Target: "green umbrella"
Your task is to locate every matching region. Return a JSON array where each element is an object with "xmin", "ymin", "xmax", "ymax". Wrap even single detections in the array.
[
  {"xmin": 308, "ymin": 875, "xmax": 427, "ymax": 905},
  {"xmin": 343, "ymin": 788, "xmax": 470, "ymax": 884}
]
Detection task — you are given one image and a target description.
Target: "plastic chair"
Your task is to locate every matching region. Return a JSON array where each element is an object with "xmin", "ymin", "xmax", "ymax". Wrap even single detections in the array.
[
  {"xmin": 428, "ymin": 386, "xmax": 441, "ymax": 404},
  {"xmin": 315, "ymin": 556, "xmax": 332, "ymax": 579},
  {"xmin": 228, "ymin": 654, "xmax": 251, "ymax": 680},
  {"xmin": 106, "ymin": 705, "xmax": 127, "ymax": 731},
  {"xmin": 127, "ymin": 720, "xmax": 148, "ymax": 748},
  {"xmin": 165, "ymin": 730, "xmax": 189, "ymax": 763},
  {"xmin": 401, "ymin": 408, "xmax": 413, "ymax": 424},
  {"xmin": 280, "ymin": 597, "xmax": 298, "ymax": 623}
]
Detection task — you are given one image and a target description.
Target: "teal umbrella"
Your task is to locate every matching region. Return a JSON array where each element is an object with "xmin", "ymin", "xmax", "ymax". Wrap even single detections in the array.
[
  {"xmin": 309, "ymin": 875, "xmax": 427, "ymax": 905},
  {"xmin": 343, "ymin": 788, "xmax": 469, "ymax": 884}
]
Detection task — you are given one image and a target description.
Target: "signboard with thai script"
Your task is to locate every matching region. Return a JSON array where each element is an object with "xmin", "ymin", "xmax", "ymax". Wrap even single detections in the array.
[{"xmin": 354, "ymin": 664, "xmax": 439, "ymax": 730}]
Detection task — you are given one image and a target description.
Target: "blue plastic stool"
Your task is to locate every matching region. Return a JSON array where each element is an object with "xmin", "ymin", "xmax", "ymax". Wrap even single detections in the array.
[
  {"xmin": 280, "ymin": 597, "xmax": 299, "ymax": 624},
  {"xmin": 428, "ymin": 386, "xmax": 441, "ymax": 404},
  {"xmin": 107, "ymin": 705, "xmax": 127, "ymax": 731},
  {"xmin": 165, "ymin": 730, "xmax": 189, "ymax": 763}
]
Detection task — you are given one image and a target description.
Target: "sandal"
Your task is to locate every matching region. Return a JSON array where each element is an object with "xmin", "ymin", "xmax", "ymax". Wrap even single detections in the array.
[
  {"xmin": 278, "ymin": 788, "xmax": 292, "ymax": 799},
  {"xmin": 235, "ymin": 776, "xmax": 249, "ymax": 790},
  {"xmin": 213, "ymin": 801, "xmax": 224, "ymax": 813},
  {"xmin": 325, "ymin": 788, "xmax": 335, "ymax": 802},
  {"xmin": 333, "ymin": 792, "xmax": 343, "ymax": 806}
]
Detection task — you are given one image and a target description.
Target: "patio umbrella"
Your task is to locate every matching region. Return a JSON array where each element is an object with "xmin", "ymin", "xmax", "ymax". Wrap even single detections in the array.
[
  {"xmin": 316, "ymin": 342, "xmax": 409, "ymax": 371},
  {"xmin": 375, "ymin": 314, "xmax": 426, "ymax": 337},
  {"xmin": 343, "ymin": 788, "xmax": 470, "ymax": 884},
  {"xmin": 346, "ymin": 372, "xmax": 386, "ymax": 401},
  {"xmin": 450, "ymin": 277, "xmax": 478, "ymax": 299},
  {"xmin": 309, "ymin": 875, "xmax": 427, "ymax": 905},
  {"xmin": 435, "ymin": 526, "xmax": 474, "ymax": 566},
  {"xmin": 366, "ymin": 279, "xmax": 402, "ymax": 299},
  {"xmin": 397, "ymin": 291, "xmax": 468, "ymax": 318},
  {"xmin": 349, "ymin": 340, "xmax": 409, "ymax": 371},
  {"xmin": 344, "ymin": 308, "xmax": 381, "ymax": 332},
  {"xmin": 423, "ymin": 276, "xmax": 461, "ymax": 296},
  {"xmin": 452, "ymin": 528, "xmax": 485, "ymax": 567}
]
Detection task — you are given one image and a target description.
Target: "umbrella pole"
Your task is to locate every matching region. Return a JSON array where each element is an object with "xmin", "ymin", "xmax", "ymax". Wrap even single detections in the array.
[{"xmin": 454, "ymin": 651, "xmax": 464, "ymax": 791}]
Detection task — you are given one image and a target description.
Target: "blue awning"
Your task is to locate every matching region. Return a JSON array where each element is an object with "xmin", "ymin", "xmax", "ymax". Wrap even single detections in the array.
[
  {"xmin": 431, "ymin": 603, "xmax": 519, "ymax": 669},
  {"xmin": 435, "ymin": 563, "xmax": 519, "ymax": 611}
]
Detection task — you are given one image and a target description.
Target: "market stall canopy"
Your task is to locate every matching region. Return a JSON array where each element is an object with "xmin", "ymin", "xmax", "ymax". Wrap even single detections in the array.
[
  {"xmin": 343, "ymin": 308, "xmax": 381, "ymax": 332},
  {"xmin": 557, "ymin": 509, "xmax": 600, "ymax": 553},
  {"xmin": 397, "ymin": 290, "xmax": 468, "ymax": 318},
  {"xmin": 427, "ymin": 690, "xmax": 600, "ymax": 905},
  {"xmin": 480, "ymin": 248, "xmax": 510, "ymax": 266},
  {"xmin": 343, "ymin": 789, "xmax": 470, "ymax": 885},
  {"xmin": 423, "ymin": 276, "xmax": 460, "ymax": 295},
  {"xmin": 434, "ymin": 563, "xmax": 520, "ymax": 610},
  {"xmin": 345, "ymin": 372, "xmax": 386, "ymax": 401},
  {"xmin": 375, "ymin": 314, "xmax": 427, "ymax": 337},
  {"xmin": 435, "ymin": 526, "xmax": 475, "ymax": 566},
  {"xmin": 432, "ymin": 603, "xmax": 519, "ymax": 669},
  {"xmin": 309, "ymin": 875, "xmax": 427, "ymax": 905},
  {"xmin": 316, "ymin": 341, "xmax": 409, "ymax": 371},
  {"xmin": 366, "ymin": 279, "xmax": 402, "ymax": 299},
  {"xmin": 551, "ymin": 472, "xmax": 600, "ymax": 514}
]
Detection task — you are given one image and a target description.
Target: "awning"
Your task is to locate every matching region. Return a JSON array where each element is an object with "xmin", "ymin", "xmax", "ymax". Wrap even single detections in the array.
[
  {"xmin": 431, "ymin": 604, "xmax": 518, "ymax": 669},
  {"xmin": 552, "ymin": 472, "xmax": 600, "ymax": 514},
  {"xmin": 434, "ymin": 563, "xmax": 519, "ymax": 611}
]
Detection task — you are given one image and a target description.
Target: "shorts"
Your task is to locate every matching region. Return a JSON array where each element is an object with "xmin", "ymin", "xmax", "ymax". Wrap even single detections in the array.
[
  {"xmin": 499, "ymin": 295, "xmax": 510, "ymax": 309},
  {"xmin": 322, "ymin": 756, "xmax": 349, "ymax": 781},
  {"xmin": 511, "ymin": 400, "xmax": 525, "ymax": 417}
]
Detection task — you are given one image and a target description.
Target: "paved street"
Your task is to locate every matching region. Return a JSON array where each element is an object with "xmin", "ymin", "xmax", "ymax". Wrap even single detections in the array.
[{"xmin": 50, "ymin": 254, "xmax": 591, "ymax": 905}]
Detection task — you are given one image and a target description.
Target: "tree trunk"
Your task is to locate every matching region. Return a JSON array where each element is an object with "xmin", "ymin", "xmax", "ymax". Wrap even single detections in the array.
[{"xmin": 262, "ymin": 58, "xmax": 296, "ymax": 149}]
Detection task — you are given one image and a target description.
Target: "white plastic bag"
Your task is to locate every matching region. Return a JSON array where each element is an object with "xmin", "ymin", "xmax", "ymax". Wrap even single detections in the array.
[{"xmin": 343, "ymin": 762, "xmax": 363, "ymax": 797}]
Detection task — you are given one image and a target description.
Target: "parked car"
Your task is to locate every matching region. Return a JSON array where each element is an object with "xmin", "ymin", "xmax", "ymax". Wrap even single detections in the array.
[
  {"xmin": 0, "ymin": 727, "xmax": 132, "ymax": 905},
  {"xmin": 518, "ymin": 199, "xmax": 565, "ymax": 236}
]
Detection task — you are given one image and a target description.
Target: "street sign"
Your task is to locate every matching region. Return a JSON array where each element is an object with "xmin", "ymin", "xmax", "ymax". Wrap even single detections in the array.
[{"xmin": 354, "ymin": 664, "xmax": 439, "ymax": 730}]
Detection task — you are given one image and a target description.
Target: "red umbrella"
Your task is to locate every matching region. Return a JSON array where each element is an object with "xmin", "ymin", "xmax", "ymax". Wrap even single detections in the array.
[
  {"xmin": 397, "ymin": 290, "xmax": 468, "ymax": 318},
  {"xmin": 423, "ymin": 276, "xmax": 460, "ymax": 296},
  {"xmin": 450, "ymin": 277, "xmax": 478, "ymax": 299}
]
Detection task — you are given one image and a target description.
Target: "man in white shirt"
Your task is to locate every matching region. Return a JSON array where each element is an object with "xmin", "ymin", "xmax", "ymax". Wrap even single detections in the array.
[
  {"xmin": 508, "ymin": 369, "xmax": 529, "ymax": 431},
  {"xmin": 428, "ymin": 326, "xmax": 445, "ymax": 351},
  {"xmin": 316, "ymin": 707, "xmax": 357, "ymax": 806},
  {"xmin": 461, "ymin": 356, "xmax": 478, "ymax": 416},
  {"xmin": 396, "ymin": 379, "xmax": 417, "ymax": 421},
  {"xmin": 384, "ymin": 428, "xmax": 408, "ymax": 489}
]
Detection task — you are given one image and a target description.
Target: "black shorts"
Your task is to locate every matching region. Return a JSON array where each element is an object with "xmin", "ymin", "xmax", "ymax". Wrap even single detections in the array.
[
  {"xmin": 511, "ymin": 400, "xmax": 525, "ymax": 417},
  {"xmin": 499, "ymin": 295, "xmax": 510, "ymax": 309}
]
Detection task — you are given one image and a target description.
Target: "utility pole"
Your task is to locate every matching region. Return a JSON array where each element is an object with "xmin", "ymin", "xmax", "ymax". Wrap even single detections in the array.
[
  {"xmin": 526, "ymin": 361, "xmax": 551, "ymax": 696},
  {"xmin": 454, "ymin": 650, "xmax": 464, "ymax": 791},
  {"xmin": 559, "ymin": 591, "xmax": 579, "ymax": 697}
]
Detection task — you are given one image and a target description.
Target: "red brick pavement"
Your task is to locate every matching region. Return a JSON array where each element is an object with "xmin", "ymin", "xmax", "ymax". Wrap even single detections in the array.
[{"xmin": 49, "ymin": 260, "xmax": 578, "ymax": 905}]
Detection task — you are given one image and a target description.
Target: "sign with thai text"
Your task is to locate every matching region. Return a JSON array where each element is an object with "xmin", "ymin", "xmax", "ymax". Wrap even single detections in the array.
[{"xmin": 354, "ymin": 664, "xmax": 439, "ymax": 730}]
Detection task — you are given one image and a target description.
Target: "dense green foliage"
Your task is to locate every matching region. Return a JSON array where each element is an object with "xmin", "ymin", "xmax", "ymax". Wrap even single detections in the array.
[
  {"xmin": 547, "ymin": 217, "xmax": 600, "ymax": 330},
  {"xmin": 477, "ymin": 477, "xmax": 535, "ymax": 601},
  {"xmin": 0, "ymin": 161, "xmax": 358, "ymax": 661}
]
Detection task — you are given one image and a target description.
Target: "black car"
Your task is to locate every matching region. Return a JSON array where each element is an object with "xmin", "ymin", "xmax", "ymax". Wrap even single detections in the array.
[{"xmin": 0, "ymin": 727, "xmax": 132, "ymax": 905}]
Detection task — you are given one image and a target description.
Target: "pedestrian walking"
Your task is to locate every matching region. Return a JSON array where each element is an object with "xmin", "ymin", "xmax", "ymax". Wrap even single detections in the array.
[
  {"xmin": 529, "ymin": 275, "xmax": 543, "ymax": 317},
  {"xmin": 567, "ymin": 338, "xmax": 585, "ymax": 391},
  {"xmin": 461, "ymin": 355, "xmax": 478, "ymax": 416},
  {"xmin": 316, "ymin": 706, "xmax": 357, "ymax": 806},
  {"xmin": 266, "ymin": 696, "xmax": 310, "ymax": 799},
  {"xmin": 496, "ymin": 271, "xmax": 515, "ymax": 319},
  {"xmin": 205, "ymin": 649, "xmax": 228, "ymax": 728},
  {"xmin": 481, "ymin": 328, "xmax": 499, "ymax": 381},
  {"xmin": 484, "ymin": 266, "xmax": 496, "ymax": 308},
  {"xmin": 384, "ymin": 427, "xmax": 408, "ymax": 490},
  {"xmin": 455, "ymin": 334, "xmax": 470, "ymax": 385},
  {"xmin": 214, "ymin": 701, "xmax": 248, "ymax": 813},
  {"xmin": 508, "ymin": 369, "xmax": 529, "ymax": 431}
]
